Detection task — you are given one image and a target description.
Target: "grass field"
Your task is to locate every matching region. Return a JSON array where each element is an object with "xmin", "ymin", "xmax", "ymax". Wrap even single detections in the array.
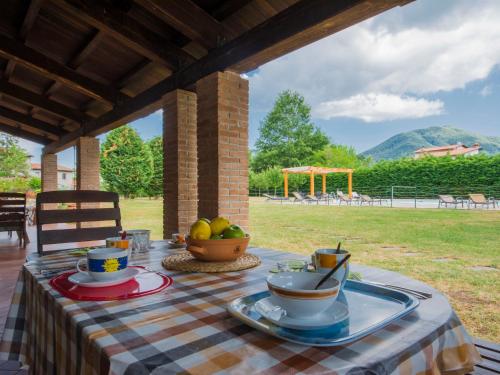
[{"xmin": 120, "ymin": 197, "xmax": 500, "ymax": 342}]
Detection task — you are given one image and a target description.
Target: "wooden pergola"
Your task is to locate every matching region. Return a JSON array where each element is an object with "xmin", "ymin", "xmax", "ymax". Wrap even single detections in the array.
[
  {"xmin": 0, "ymin": 0, "xmax": 411, "ymax": 236},
  {"xmin": 282, "ymin": 166, "xmax": 354, "ymax": 198}
]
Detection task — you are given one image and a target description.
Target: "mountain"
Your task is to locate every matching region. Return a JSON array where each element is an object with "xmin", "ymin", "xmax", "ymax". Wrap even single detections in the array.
[{"xmin": 360, "ymin": 126, "xmax": 500, "ymax": 161}]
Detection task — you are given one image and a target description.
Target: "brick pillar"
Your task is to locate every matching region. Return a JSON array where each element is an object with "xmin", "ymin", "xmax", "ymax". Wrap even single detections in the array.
[
  {"xmin": 76, "ymin": 137, "xmax": 100, "ymax": 191},
  {"xmin": 41, "ymin": 153, "xmax": 57, "ymax": 209},
  {"xmin": 197, "ymin": 71, "xmax": 249, "ymax": 229},
  {"xmin": 163, "ymin": 89, "xmax": 198, "ymax": 238},
  {"xmin": 76, "ymin": 137, "xmax": 100, "ymax": 227},
  {"xmin": 41, "ymin": 153, "xmax": 57, "ymax": 192}
]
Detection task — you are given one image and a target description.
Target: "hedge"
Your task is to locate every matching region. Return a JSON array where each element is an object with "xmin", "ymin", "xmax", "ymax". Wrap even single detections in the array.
[{"xmin": 250, "ymin": 154, "xmax": 500, "ymax": 198}]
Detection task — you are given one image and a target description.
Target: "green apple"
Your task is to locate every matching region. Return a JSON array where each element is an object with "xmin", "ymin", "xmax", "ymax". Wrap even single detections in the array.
[
  {"xmin": 210, "ymin": 234, "xmax": 223, "ymax": 240},
  {"xmin": 223, "ymin": 225, "xmax": 245, "ymax": 239}
]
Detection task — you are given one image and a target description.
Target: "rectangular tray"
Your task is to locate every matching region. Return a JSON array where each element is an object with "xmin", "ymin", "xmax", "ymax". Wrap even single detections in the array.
[{"xmin": 227, "ymin": 280, "xmax": 419, "ymax": 346}]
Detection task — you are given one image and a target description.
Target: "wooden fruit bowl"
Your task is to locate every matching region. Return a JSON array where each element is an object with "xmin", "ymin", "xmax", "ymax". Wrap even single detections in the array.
[{"xmin": 186, "ymin": 235, "xmax": 250, "ymax": 262}]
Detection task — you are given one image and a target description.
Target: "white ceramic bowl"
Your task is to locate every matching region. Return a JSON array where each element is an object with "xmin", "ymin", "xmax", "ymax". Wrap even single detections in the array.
[{"xmin": 266, "ymin": 272, "xmax": 340, "ymax": 319}]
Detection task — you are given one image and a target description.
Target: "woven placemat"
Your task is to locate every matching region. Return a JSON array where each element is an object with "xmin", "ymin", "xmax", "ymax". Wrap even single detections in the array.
[{"xmin": 162, "ymin": 251, "xmax": 261, "ymax": 273}]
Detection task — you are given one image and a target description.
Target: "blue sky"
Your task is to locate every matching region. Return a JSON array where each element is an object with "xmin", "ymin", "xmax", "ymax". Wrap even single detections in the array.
[{"xmin": 19, "ymin": 0, "xmax": 500, "ymax": 167}]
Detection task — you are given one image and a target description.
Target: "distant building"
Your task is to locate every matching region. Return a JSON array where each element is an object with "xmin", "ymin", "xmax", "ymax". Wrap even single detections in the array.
[
  {"xmin": 414, "ymin": 143, "xmax": 481, "ymax": 159},
  {"xmin": 30, "ymin": 163, "xmax": 75, "ymax": 190}
]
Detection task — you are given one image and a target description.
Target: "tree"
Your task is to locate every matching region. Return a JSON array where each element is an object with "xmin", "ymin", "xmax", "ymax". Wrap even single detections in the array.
[
  {"xmin": 252, "ymin": 90, "xmax": 329, "ymax": 171},
  {"xmin": 312, "ymin": 144, "xmax": 373, "ymax": 169},
  {"xmin": 263, "ymin": 166, "xmax": 284, "ymax": 195},
  {"xmin": 100, "ymin": 126, "xmax": 153, "ymax": 198},
  {"xmin": 0, "ymin": 133, "xmax": 30, "ymax": 177},
  {"xmin": 146, "ymin": 136, "xmax": 163, "ymax": 198}
]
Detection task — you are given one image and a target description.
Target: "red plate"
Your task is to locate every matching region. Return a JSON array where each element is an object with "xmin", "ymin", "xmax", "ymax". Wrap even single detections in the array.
[{"xmin": 49, "ymin": 266, "xmax": 173, "ymax": 301}]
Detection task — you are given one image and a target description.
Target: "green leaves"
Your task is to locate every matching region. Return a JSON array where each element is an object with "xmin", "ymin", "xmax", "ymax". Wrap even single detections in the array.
[
  {"xmin": 252, "ymin": 90, "xmax": 329, "ymax": 171},
  {"xmin": 100, "ymin": 126, "xmax": 153, "ymax": 198},
  {"xmin": 0, "ymin": 133, "xmax": 30, "ymax": 178},
  {"xmin": 145, "ymin": 136, "xmax": 163, "ymax": 198}
]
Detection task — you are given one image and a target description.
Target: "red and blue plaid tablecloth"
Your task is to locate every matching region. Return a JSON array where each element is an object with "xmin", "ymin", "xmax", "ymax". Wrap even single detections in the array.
[{"xmin": 1, "ymin": 244, "xmax": 480, "ymax": 374}]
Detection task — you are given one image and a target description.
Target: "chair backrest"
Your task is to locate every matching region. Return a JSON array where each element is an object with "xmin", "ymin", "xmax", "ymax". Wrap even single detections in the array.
[
  {"xmin": 469, "ymin": 194, "xmax": 486, "ymax": 203},
  {"xmin": 36, "ymin": 190, "xmax": 122, "ymax": 255},
  {"xmin": 438, "ymin": 195, "xmax": 455, "ymax": 203},
  {"xmin": 352, "ymin": 192, "xmax": 360, "ymax": 198},
  {"xmin": 337, "ymin": 191, "xmax": 350, "ymax": 201},
  {"xmin": 292, "ymin": 192, "xmax": 304, "ymax": 200},
  {"xmin": 306, "ymin": 194, "xmax": 317, "ymax": 200},
  {"xmin": 360, "ymin": 194, "xmax": 372, "ymax": 201},
  {"xmin": 0, "ymin": 192, "xmax": 26, "ymax": 230}
]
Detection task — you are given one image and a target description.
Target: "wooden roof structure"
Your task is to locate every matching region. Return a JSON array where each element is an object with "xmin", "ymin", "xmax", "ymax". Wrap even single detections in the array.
[
  {"xmin": 282, "ymin": 166, "xmax": 353, "ymax": 175},
  {"xmin": 0, "ymin": 0, "xmax": 411, "ymax": 154},
  {"xmin": 282, "ymin": 166, "xmax": 354, "ymax": 197}
]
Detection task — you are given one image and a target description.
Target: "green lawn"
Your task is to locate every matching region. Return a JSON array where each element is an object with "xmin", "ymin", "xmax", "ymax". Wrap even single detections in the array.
[{"xmin": 120, "ymin": 197, "xmax": 500, "ymax": 342}]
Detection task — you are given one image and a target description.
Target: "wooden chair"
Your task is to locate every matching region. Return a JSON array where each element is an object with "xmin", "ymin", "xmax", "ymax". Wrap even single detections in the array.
[
  {"xmin": 468, "ymin": 194, "xmax": 495, "ymax": 209},
  {"xmin": 0, "ymin": 193, "xmax": 28, "ymax": 247},
  {"xmin": 36, "ymin": 190, "xmax": 122, "ymax": 256}
]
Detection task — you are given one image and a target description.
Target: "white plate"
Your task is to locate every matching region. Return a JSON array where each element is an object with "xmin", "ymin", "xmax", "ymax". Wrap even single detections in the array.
[
  {"xmin": 255, "ymin": 296, "xmax": 349, "ymax": 330},
  {"xmin": 68, "ymin": 267, "xmax": 140, "ymax": 288},
  {"xmin": 167, "ymin": 241, "xmax": 186, "ymax": 249}
]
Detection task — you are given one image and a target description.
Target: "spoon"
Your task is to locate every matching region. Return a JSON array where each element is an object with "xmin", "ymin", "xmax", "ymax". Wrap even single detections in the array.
[
  {"xmin": 314, "ymin": 254, "xmax": 351, "ymax": 290},
  {"xmin": 335, "ymin": 241, "xmax": 342, "ymax": 254}
]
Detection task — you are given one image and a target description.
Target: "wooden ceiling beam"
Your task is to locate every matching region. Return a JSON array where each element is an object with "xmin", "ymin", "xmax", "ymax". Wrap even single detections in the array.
[
  {"xmin": 0, "ymin": 122, "xmax": 51, "ymax": 145},
  {"xmin": 3, "ymin": 61, "xmax": 16, "ymax": 80},
  {"xmin": 19, "ymin": 0, "xmax": 44, "ymax": 40},
  {"xmin": 136, "ymin": 0, "xmax": 232, "ymax": 49},
  {"xmin": 0, "ymin": 34, "xmax": 129, "ymax": 105},
  {"xmin": 0, "ymin": 105, "xmax": 67, "ymax": 136},
  {"xmin": 68, "ymin": 30, "xmax": 103, "ymax": 70},
  {"xmin": 44, "ymin": 0, "xmax": 410, "ymax": 154},
  {"xmin": 53, "ymin": 0, "xmax": 195, "ymax": 70},
  {"xmin": 0, "ymin": 79, "xmax": 90, "ymax": 123},
  {"xmin": 3, "ymin": 0, "xmax": 44, "ymax": 84},
  {"xmin": 211, "ymin": 0, "xmax": 253, "ymax": 21},
  {"xmin": 115, "ymin": 59, "xmax": 151, "ymax": 90}
]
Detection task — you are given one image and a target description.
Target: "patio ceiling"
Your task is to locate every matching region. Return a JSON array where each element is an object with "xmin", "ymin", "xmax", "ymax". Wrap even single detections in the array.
[{"xmin": 0, "ymin": 0, "xmax": 412, "ymax": 153}]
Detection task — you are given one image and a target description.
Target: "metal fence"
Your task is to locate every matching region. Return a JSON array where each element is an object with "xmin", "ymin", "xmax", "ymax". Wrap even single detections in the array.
[{"xmin": 250, "ymin": 184, "xmax": 500, "ymax": 208}]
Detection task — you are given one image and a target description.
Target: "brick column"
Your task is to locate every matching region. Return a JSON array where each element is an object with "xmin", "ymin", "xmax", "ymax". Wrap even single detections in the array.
[
  {"xmin": 76, "ymin": 137, "xmax": 100, "ymax": 191},
  {"xmin": 196, "ymin": 71, "xmax": 249, "ymax": 229},
  {"xmin": 163, "ymin": 89, "xmax": 198, "ymax": 238},
  {"xmin": 41, "ymin": 153, "xmax": 57, "ymax": 192},
  {"xmin": 76, "ymin": 137, "xmax": 100, "ymax": 227}
]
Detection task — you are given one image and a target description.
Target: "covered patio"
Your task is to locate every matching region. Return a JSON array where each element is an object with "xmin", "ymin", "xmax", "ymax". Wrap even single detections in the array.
[
  {"xmin": 0, "ymin": 1, "xmax": 494, "ymax": 374},
  {"xmin": 0, "ymin": 0, "xmax": 409, "ymax": 237}
]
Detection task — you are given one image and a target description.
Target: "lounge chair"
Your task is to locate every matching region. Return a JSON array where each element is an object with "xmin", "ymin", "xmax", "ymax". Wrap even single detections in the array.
[
  {"xmin": 468, "ymin": 194, "xmax": 495, "ymax": 209},
  {"xmin": 263, "ymin": 193, "xmax": 288, "ymax": 201},
  {"xmin": 438, "ymin": 195, "xmax": 461, "ymax": 208},
  {"xmin": 352, "ymin": 191, "xmax": 361, "ymax": 204},
  {"xmin": 292, "ymin": 191, "xmax": 306, "ymax": 203},
  {"xmin": 337, "ymin": 191, "xmax": 352, "ymax": 206},
  {"xmin": 360, "ymin": 194, "xmax": 386, "ymax": 206},
  {"xmin": 305, "ymin": 194, "xmax": 319, "ymax": 204}
]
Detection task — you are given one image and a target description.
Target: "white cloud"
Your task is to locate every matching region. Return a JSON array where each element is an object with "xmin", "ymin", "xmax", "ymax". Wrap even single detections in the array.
[
  {"xmin": 153, "ymin": 109, "xmax": 163, "ymax": 116},
  {"xmin": 249, "ymin": 0, "xmax": 500, "ymax": 119},
  {"xmin": 313, "ymin": 93, "xmax": 444, "ymax": 122}
]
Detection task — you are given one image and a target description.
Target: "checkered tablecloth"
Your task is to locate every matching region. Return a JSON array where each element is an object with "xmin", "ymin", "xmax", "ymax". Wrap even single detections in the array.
[{"xmin": 0, "ymin": 244, "xmax": 480, "ymax": 374}]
